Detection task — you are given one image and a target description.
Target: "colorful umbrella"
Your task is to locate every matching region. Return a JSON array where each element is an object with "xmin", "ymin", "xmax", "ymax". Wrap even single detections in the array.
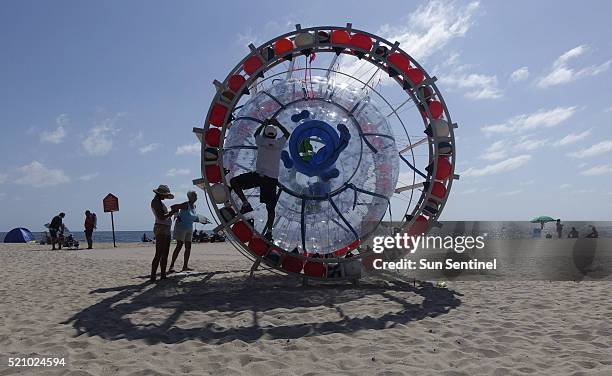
[{"xmin": 530, "ymin": 216, "xmax": 555, "ymax": 223}]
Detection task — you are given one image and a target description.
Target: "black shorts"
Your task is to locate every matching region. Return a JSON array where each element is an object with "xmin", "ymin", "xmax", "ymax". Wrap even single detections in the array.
[
  {"xmin": 232, "ymin": 172, "xmax": 278, "ymax": 205},
  {"xmin": 49, "ymin": 230, "xmax": 58, "ymax": 239}
]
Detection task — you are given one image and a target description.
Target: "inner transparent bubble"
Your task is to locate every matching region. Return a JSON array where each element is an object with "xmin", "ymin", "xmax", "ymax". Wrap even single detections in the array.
[{"xmin": 224, "ymin": 77, "xmax": 399, "ymax": 254}]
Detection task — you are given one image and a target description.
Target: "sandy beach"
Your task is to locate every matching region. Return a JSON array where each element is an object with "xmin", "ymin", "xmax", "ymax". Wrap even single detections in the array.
[{"xmin": 1, "ymin": 242, "xmax": 611, "ymax": 375}]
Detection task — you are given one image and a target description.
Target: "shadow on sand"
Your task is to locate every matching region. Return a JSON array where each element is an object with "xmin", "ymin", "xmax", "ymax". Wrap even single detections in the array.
[{"xmin": 63, "ymin": 271, "xmax": 462, "ymax": 345}]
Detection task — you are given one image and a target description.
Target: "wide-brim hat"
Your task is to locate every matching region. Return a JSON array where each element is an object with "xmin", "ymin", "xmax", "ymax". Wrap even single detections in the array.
[{"xmin": 153, "ymin": 184, "xmax": 174, "ymax": 199}]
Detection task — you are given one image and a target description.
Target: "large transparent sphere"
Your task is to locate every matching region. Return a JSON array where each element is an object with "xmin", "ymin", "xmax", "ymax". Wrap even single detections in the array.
[{"xmin": 223, "ymin": 77, "xmax": 399, "ymax": 254}]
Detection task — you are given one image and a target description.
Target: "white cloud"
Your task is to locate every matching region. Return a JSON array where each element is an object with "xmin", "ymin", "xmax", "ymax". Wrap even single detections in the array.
[
  {"xmin": 379, "ymin": 1, "xmax": 480, "ymax": 62},
  {"xmin": 236, "ymin": 28, "xmax": 259, "ymax": 46},
  {"xmin": 441, "ymin": 71, "xmax": 502, "ymax": 99},
  {"xmin": 537, "ymin": 45, "xmax": 612, "ymax": 88},
  {"xmin": 15, "ymin": 161, "xmax": 70, "ymax": 187},
  {"xmin": 139, "ymin": 143, "xmax": 161, "ymax": 155},
  {"xmin": 480, "ymin": 137, "xmax": 546, "ymax": 160},
  {"xmin": 554, "ymin": 130, "xmax": 590, "ymax": 146},
  {"xmin": 130, "ymin": 131, "xmax": 144, "ymax": 146},
  {"xmin": 458, "ymin": 186, "xmax": 491, "ymax": 195},
  {"xmin": 497, "ymin": 189, "xmax": 523, "ymax": 197},
  {"xmin": 338, "ymin": 1, "xmax": 480, "ymax": 87},
  {"xmin": 176, "ymin": 143, "xmax": 200, "ymax": 155},
  {"xmin": 0, "ymin": 173, "xmax": 8, "ymax": 184},
  {"xmin": 82, "ymin": 114, "xmax": 122, "ymax": 156},
  {"xmin": 166, "ymin": 168, "xmax": 191, "ymax": 177},
  {"xmin": 519, "ymin": 180, "xmax": 535, "ymax": 186},
  {"xmin": 480, "ymin": 140, "xmax": 507, "ymax": 161},
  {"xmin": 482, "ymin": 106, "xmax": 578, "ymax": 134},
  {"xmin": 510, "ymin": 67, "xmax": 529, "ymax": 82},
  {"xmin": 513, "ymin": 138, "xmax": 548, "ymax": 151},
  {"xmin": 78, "ymin": 173, "xmax": 99, "ymax": 181},
  {"xmin": 559, "ymin": 183, "xmax": 572, "ymax": 189},
  {"xmin": 580, "ymin": 165, "xmax": 612, "ymax": 176},
  {"xmin": 568, "ymin": 140, "xmax": 612, "ymax": 158},
  {"xmin": 462, "ymin": 155, "xmax": 531, "ymax": 178},
  {"xmin": 40, "ymin": 114, "xmax": 69, "ymax": 144}
]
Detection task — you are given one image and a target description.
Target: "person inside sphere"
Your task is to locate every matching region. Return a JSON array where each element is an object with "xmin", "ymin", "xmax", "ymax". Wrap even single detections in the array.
[{"xmin": 230, "ymin": 117, "xmax": 290, "ymax": 241}]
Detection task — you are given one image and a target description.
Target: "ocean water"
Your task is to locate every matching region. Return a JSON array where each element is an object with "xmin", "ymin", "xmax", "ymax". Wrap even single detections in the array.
[
  {"xmin": 1, "ymin": 230, "xmax": 215, "ymax": 244},
  {"xmin": 2, "ymin": 221, "xmax": 611, "ymax": 244}
]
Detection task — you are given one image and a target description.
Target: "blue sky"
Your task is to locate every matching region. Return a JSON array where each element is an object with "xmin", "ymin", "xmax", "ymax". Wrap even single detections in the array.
[{"xmin": 1, "ymin": 0, "xmax": 611, "ymax": 232}]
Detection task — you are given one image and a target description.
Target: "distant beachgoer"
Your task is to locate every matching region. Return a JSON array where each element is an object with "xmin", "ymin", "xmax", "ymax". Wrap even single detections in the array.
[
  {"xmin": 169, "ymin": 191, "xmax": 209, "ymax": 273},
  {"xmin": 84, "ymin": 210, "xmax": 95, "ymax": 249},
  {"xmin": 556, "ymin": 219, "xmax": 563, "ymax": 239},
  {"xmin": 142, "ymin": 233, "xmax": 151, "ymax": 242},
  {"xmin": 150, "ymin": 185, "xmax": 178, "ymax": 282},
  {"xmin": 568, "ymin": 227, "xmax": 579, "ymax": 238},
  {"xmin": 585, "ymin": 226, "xmax": 599, "ymax": 238},
  {"xmin": 49, "ymin": 212, "xmax": 65, "ymax": 250}
]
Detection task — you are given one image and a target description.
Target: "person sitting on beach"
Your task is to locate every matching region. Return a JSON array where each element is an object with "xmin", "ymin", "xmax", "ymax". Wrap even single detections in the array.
[
  {"xmin": 168, "ymin": 191, "xmax": 209, "ymax": 273},
  {"xmin": 585, "ymin": 226, "xmax": 599, "ymax": 238},
  {"xmin": 48, "ymin": 212, "xmax": 65, "ymax": 250},
  {"xmin": 229, "ymin": 117, "xmax": 290, "ymax": 241},
  {"xmin": 568, "ymin": 227, "xmax": 579, "ymax": 238},
  {"xmin": 150, "ymin": 185, "xmax": 178, "ymax": 282}
]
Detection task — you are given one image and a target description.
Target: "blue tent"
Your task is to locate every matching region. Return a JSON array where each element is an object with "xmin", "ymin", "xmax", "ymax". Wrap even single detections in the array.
[{"xmin": 3, "ymin": 228, "xmax": 35, "ymax": 243}]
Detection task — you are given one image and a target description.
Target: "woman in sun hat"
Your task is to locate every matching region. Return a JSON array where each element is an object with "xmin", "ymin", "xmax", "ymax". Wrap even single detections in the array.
[{"xmin": 150, "ymin": 184, "xmax": 178, "ymax": 282}]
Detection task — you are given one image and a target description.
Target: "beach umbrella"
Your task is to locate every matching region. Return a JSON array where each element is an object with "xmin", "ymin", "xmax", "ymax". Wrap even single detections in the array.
[{"xmin": 530, "ymin": 216, "xmax": 555, "ymax": 223}]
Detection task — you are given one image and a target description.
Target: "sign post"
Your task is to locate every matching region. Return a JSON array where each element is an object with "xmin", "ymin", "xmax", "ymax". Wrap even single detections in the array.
[{"xmin": 103, "ymin": 193, "xmax": 119, "ymax": 248}]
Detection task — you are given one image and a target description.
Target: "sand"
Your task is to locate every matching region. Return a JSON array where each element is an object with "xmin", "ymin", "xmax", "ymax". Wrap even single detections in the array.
[{"xmin": 1, "ymin": 242, "xmax": 611, "ymax": 375}]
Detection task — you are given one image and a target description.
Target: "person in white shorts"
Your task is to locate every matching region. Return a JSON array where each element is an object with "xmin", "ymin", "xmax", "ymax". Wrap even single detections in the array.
[{"xmin": 169, "ymin": 191, "xmax": 209, "ymax": 272}]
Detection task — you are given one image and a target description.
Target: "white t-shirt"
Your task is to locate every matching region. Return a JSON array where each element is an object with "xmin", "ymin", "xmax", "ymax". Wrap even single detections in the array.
[{"xmin": 255, "ymin": 134, "xmax": 287, "ymax": 179}]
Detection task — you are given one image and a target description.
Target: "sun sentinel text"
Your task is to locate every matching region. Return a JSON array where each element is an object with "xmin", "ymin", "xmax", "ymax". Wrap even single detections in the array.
[{"xmin": 370, "ymin": 233, "xmax": 497, "ymax": 271}]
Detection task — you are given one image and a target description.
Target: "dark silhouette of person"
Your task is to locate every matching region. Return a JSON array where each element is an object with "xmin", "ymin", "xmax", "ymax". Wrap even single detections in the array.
[
  {"xmin": 84, "ymin": 210, "xmax": 95, "ymax": 249},
  {"xmin": 556, "ymin": 219, "xmax": 563, "ymax": 239},
  {"xmin": 150, "ymin": 185, "xmax": 178, "ymax": 282},
  {"xmin": 49, "ymin": 212, "xmax": 65, "ymax": 250},
  {"xmin": 568, "ymin": 227, "xmax": 579, "ymax": 238},
  {"xmin": 230, "ymin": 118, "xmax": 290, "ymax": 240},
  {"xmin": 585, "ymin": 226, "xmax": 599, "ymax": 238}
]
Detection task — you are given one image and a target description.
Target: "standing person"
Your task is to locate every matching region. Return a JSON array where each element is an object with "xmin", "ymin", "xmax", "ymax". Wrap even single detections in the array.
[
  {"xmin": 556, "ymin": 219, "xmax": 563, "ymax": 239},
  {"xmin": 48, "ymin": 212, "xmax": 65, "ymax": 250},
  {"xmin": 84, "ymin": 210, "xmax": 95, "ymax": 249},
  {"xmin": 150, "ymin": 185, "xmax": 177, "ymax": 282},
  {"xmin": 168, "ymin": 191, "xmax": 209, "ymax": 273},
  {"xmin": 230, "ymin": 117, "xmax": 290, "ymax": 241}
]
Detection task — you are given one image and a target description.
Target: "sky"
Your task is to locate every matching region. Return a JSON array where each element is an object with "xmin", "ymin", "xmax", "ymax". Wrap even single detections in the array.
[{"xmin": 1, "ymin": 0, "xmax": 611, "ymax": 232}]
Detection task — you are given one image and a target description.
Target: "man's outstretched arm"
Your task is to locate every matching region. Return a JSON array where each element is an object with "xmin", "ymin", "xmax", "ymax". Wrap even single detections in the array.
[
  {"xmin": 270, "ymin": 118, "xmax": 290, "ymax": 138},
  {"xmin": 254, "ymin": 120, "xmax": 267, "ymax": 137}
]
